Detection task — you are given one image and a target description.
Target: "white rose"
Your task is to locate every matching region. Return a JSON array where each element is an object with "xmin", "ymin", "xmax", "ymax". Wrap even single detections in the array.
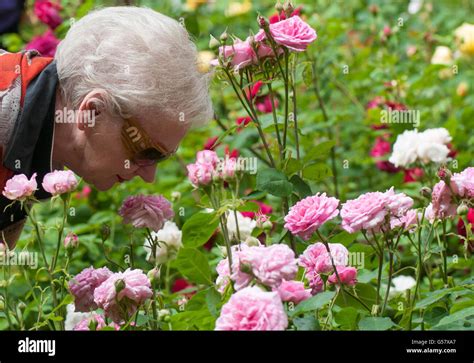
[
  {"xmin": 389, "ymin": 130, "xmax": 420, "ymax": 167},
  {"xmin": 65, "ymin": 304, "xmax": 93, "ymax": 331},
  {"xmin": 226, "ymin": 210, "xmax": 256, "ymax": 241},
  {"xmin": 144, "ymin": 221, "xmax": 183, "ymax": 264},
  {"xmin": 417, "ymin": 143, "xmax": 450, "ymax": 164},
  {"xmin": 431, "ymin": 46, "xmax": 453, "ymax": 65},
  {"xmin": 391, "ymin": 275, "xmax": 416, "ymax": 293},
  {"xmin": 420, "ymin": 128, "xmax": 452, "ymax": 144},
  {"xmin": 408, "ymin": 0, "xmax": 422, "ymax": 14}
]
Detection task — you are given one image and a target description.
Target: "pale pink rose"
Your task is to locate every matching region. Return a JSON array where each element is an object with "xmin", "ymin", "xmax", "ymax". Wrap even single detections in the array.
[
  {"xmin": 306, "ymin": 269, "xmax": 324, "ymax": 295},
  {"xmin": 238, "ymin": 244, "xmax": 298, "ymax": 288},
  {"xmin": 73, "ymin": 314, "xmax": 106, "ymax": 331},
  {"xmin": 284, "ymin": 193, "xmax": 340, "ymax": 240},
  {"xmin": 390, "ymin": 209, "xmax": 419, "ymax": 231},
  {"xmin": 341, "ymin": 191, "xmax": 388, "ymax": 233},
  {"xmin": 299, "ymin": 242, "xmax": 349, "ymax": 274},
  {"xmin": 275, "ymin": 280, "xmax": 311, "ymax": 304},
  {"xmin": 218, "ymin": 37, "xmax": 275, "ymax": 70},
  {"xmin": 216, "ymin": 258, "xmax": 231, "ymax": 294},
  {"xmin": 25, "ymin": 30, "xmax": 60, "ymax": 57},
  {"xmin": 186, "ymin": 162, "xmax": 215, "ymax": 187},
  {"xmin": 93, "ymin": 268, "xmax": 153, "ymax": 323},
  {"xmin": 328, "ymin": 266, "xmax": 358, "ymax": 286},
  {"xmin": 341, "ymin": 188, "xmax": 412, "ymax": 233},
  {"xmin": 68, "ymin": 267, "xmax": 112, "ymax": 312},
  {"xmin": 255, "ymin": 16, "xmax": 317, "ymax": 52},
  {"xmin": 42, "ymin": 170, "xmax": 78, "ymax": 195},
  {"xmin": 196, "ymin": 150, "xmax": 219, "ymax": 168},
  {"xmin": 118, "ymin": 194, "xmax": 174, "ymax": 232},
  {"xmin": 384, "ymin": 187, "xmax": 414, "ymax": 216},
  {"xmin": 218, "ymin": 156, "xmax": 237, "ymax": 180},
  {"xmin": 431, "ymin": 181, "xmax": 457, "ymax": 219},
  {"xmin": 2, "ymin": 173, "xmax": 37, "ymax": 201},
  {"xmin": 230, "ymin": 244, "xmax": 257, "ymax": 291},
  {"xmin": 424, "ymin": 203, "xmax": 436, "ymax": 223},
  {"xmin": 452, "ymin": 167, "xmax": 474, "ymax": 198},
  {"xmin": 34, "ymin": 0, "xmax": 63, "ymax": 29},
  {"xmin": 215, "ymin": 286, "xmax": 288, "ymax": 330}
]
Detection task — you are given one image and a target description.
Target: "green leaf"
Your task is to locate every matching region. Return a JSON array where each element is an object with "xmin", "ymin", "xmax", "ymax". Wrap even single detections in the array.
[
  {"xmin": 175, "ymin": 248, "xmax": 212, "ymax": 285},
  {"xmin": 206, "ymin": 288, "xmax": 222, "ymax": 318},
  {"xmin": 330, "ymin": 231, "xmax": 358, "ymax": 246},
  {"xmin": 289, "ymin": 174, "xmax": 312, "ymax": 198},
  {"xmin": 293, "ymin": 314, "xmax": 320, "ymax": 330},
  {"xmin": 302, "ymin": 163, "xmax": 333, "ymax": 182},
  {"xmin": 335, "ymin": 283, "xmax": 378, "ymax": 312},
  {"xmin": 358, "ymin": 317, "xmax": 395, "ymax": 331},
  {"xmin": 415, "ymin": 287, "xmax": 464, "ymax": 310},
  {"xmin": 334, "ymin": 307, "xmax": 361, "ymax": 330},
  {"xmin": 285, "ymin": 158, "xmax": 304, "ymax": 176},
  {"xmin": 182, "ymin": 211, "xmax": 219, "ymax": 248},
  {"xmin": 256, "ymin": 168, "xmax": 293, "ymax": 197},
  {"xmin": 289, "ymin": 291, "xmax": 336, "ymax": 317},
  {"xmin": 303, "ymin": 141, "xmax": 336, "ymax": 164},
  {"xmin": 433, "ymin": 306, "xmax": 474, "ymax": 328}
]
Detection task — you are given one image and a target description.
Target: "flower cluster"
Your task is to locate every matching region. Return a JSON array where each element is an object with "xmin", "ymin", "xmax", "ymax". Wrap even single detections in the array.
[
  {"xmin": 211, "ymin": 15, "xmax": 316, "ymax": 72},
  {"xmin": 427, "ymin": 167, "xmax": 474, "ymax": 220},
  {"xmin": 2, "ymin": 170, "xmax": 78, "ymax": 201},
  {"xmin": 389, "ymin": 128, "xmax": 453, "ymax": 167},
  {"xmin": 340, "ymin": 187, "xmax": 414, "ymax": 233},
  {"xmin": 186, "ymin": 150, "xmax": 239, "ymax": 187},
  {"xmin": 69, "ymin": 267, "xmax": 152, "ymax": 324}
]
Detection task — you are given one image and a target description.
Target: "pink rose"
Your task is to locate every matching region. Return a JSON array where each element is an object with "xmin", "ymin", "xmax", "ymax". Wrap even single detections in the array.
[
  {"xmin": 341, "ymin": 188, "xmax": 414, "ymax": 233},
  {"xmin": 25, "ymin": 30, "xmax": 60, "ymax": 57},
  {"xmin": 275, "ymin": 280, "xmax": 312, "ymax": 304},
  {"xmin": 196, "ymin": 150, "xmax": 219, "ymax": 167},
  {"xmin": 217, "ymin": 156, "xmax": 237, "ymax": 180},
  {"xmin": 299, "ymin": 242, "xmax": 349, "ymax": 274},
  {"xmin": 431, "ymin": 181, "xmax": 457, "ymax": 219},
  {"xmin": 216, "ymin": 258, "xmax": 232, "ymax": 294},
  {"xmin": 328, "ymin": 266, "xmax": 358, "ymax": 286},
  {"xmin": 255, "ymin": 16, "xmax": 317, "ymax": 52},
  {"xmin": 239, "ymin": 244, "xmax": 298, "ymax": 288},
  {"xmin": 306, "ymin": 269, "xmax": 324, "ymax": 295},
  {"xmin": 118, "ymin": 194, "xmax": 174, "ymax": 232},
  {"xmin": 68, "ymin": 267, "xmax": 112, "ymax": 312},
  {"xmin": 229, "ymin": 244, "xmax": 258, "ymax": 291},
  {"xmin": 93, "ymin": 268, "xmax": 153, "ymax": 323},
  {"xmin": 452, "ymin": 167, "xmax": 474, "ymax": 198},
  {"xmin": 186, "ymin": 162, "xmax": 215, "ymax": 186},
  {"xmin": 73, "ymin": 314, "xmax": 106, "ymax": 331},
  {"xmin": 217, "ymin": 37, "xmax": 275, "ymax": 71},
  {"xmin": 34, "ymin": 0, "xmax": 62, "ymax": 29},
  {"xmin": 42, "ymin": 170, "xmax": 78, "ymax": 195},
  {"xmin": 2, "ymin": 173, "xmax": 37, "ymax": 201},
  {"xmin": 215, "ymin": 286, "xmax": 288, "ymax": 330},
  {"xmin": 284, "ymin": 193, "xmax": 340, "ymax": 240},
  {"xmin": 390, "ymin": 209, "xmax": 419, "ymax": 231}
]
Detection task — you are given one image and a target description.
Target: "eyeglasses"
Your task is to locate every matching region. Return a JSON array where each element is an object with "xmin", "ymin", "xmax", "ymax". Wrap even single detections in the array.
[{"xmin": 121, "ymin": 118, "xmax": 177, "ymax": 167}]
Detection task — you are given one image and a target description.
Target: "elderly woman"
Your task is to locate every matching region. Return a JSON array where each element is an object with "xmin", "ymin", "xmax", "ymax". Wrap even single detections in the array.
[{"xmin": 0, "ymin": 6, "xmax": 213, "ymax": 247}]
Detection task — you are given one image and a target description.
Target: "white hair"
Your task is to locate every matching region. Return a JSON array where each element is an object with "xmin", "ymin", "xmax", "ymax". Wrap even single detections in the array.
[{"xmin": 55, "ymin": 6, "xmax": 213, "ymax": 128}]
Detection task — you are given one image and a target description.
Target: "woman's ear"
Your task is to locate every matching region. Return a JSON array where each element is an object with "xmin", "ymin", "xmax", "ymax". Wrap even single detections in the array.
[{"xmin": 76, "ymin": 89, "xmax": 108, "ymax": 131}]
